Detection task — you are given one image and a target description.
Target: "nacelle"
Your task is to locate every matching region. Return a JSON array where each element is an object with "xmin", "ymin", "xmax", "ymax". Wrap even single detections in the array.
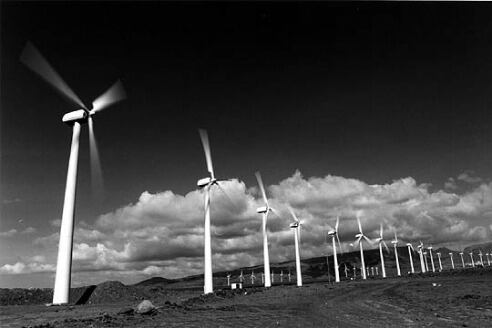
[
  {"xmin": 355, "ymin": 233, "xmax": 362, "ymax": 238},
  {"xmin": 62, "ymin": 109, "xmax": 87, "ymax": 125},
  {"xmin": 290, "ymin": 222, "xmax": 299, "ymax": 228},
  {"xmin": 327, "ymin": 230, "xmax": 336, "ymax": 236},
  {"xmin": 256, "ymin": 206, "xmax": 268, "ymax": 214},
  {"xmin": 197, "ymin": 177, "xmax": 212, "ymax": 188}
]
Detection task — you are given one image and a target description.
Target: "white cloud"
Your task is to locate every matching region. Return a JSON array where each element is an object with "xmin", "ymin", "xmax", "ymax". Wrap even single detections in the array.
[
  {"xmin": 23, "ymin": 171, "xmax": 492, "ymax": 281},
  {"xmin": 0, "ymin": 229, "xmax": 17, "ymax": 237},
  {"xmin": 0, "ymin": 262, "xmax": 55, "ymax": 275},
  {"xmin": 22, "ymin": 227, "xmax": 37, "ymax": 234}
]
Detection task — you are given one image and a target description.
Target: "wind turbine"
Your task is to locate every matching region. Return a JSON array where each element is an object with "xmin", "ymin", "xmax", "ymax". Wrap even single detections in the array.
[
  {"xmin": 197, "ymin": 129, "xmax": 232, "ymax": 294},
  {"xmin": 459, "ymin": 252, "xmax": 465, "ymax": 268},
  {"xmin": 449, "ymin": 253, "xmax": 455, "ymax": 269},
  {"xmin": 239, "ymin": 270, "xmax": 244, "ymax": 283},
  {"xmin": 327, "ymin": 216, "xmax": 342, "ymax": 283},
  {"xmin": 344, "ymin": 264, "xmax": 349, "ymax": 278},
  {"xmin": 428, "ymin": 246, "xmax": 436, "ymax": 273},
  {"xmin": 478, "ymin": 251, "xmax": 484, "ymax": 267},
  {"xmin": 406, "ymin": 243, "xmax": 415, "ymax": 274},
  {"xmin": 423, "ymin": 250, "xmax": 429, "ymax": 272},
  {"xmin": 255, "ymin": 172, "xmax": 277, "ymax": 288},
  {"xmin": 436, "ymin": 252, "xmax": 443, "ymax": 272},
  {"xmin": 391, "ymin": 231, "xmax": 401, "ymax": 276},
  {"xmin": 288, "ymin": 207, "xmax": 303, "ymax": 287},
  {"xmin": 280, "ymin": 270, "xmax": 284, "ymax": 283},
  {"xmin": 250, "ymin": 270, "xmax": 256, "ymax": 285},
  {"xmin": 375, "ymin": 223, "xmax": 389, "ymax": 278},
  {"xmin": 354, "ymin": 212, "xmax": 372, "ymax": 280},
  {"xmin": 486, "ymin": 253, "xmax": 491, "ymax": 266},
  {"xmin": 469, "ymin": 252, "xmax": 475, "ymax": 268},
  {"xmin": 226, "ymin": 273, "xmax": 231, "ymax": 286},
  {"xmin": 417, "ymin": 242, "xmax": 427, "ymax": 273},
  {"xmin": 20, "ymin": 42, "xmax": 126, "ymax": 305}
]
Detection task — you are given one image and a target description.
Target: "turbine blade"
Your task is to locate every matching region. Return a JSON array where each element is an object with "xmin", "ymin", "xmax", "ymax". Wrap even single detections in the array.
[
  {"xmin": 357, "ymin": 216, "xmax": 363, "ymax": 234},
  {"xmin": 20, "ymin": 42, "xmax": 86, "ymax": 109},
  {"xmin": 91, "ymin": 80, "xmax": 126, "ymax": 113},
  {"xmin": 380, "ymin": 223, "xmax": 383, "ymax": 238},
  {"xmin": 335, "ymin": 216, "xmax": 340, "ymax": 232},
  {"xmin": 287, "ymin": 206, "xmax": 299, "ymax": 222},
  {"xmin": 394, "ymin": 230, "xmax": 398, "ymax": 242},
  {"xmin": 199, "ymin": 129, "xmax": 214, "ymax": 179},
  {"xmin": 383, "ymin": 240, "xmax": 390, "ymax": 253},
  {"xmin": 88, "ymin": 116, "xmax": 104, "ymax": 198},
  {"xmin": 363, "ymin": 235, "xmax": 372, "ymax": 245},
  {"xmin": 270, "ymin": 207, "xmax": 282, "ymax": 219},
  {"xmin": 215, "ymin": 182, "xmax": 239, "ymax": 213},
  {"xmin": 255, "ymin": 171, "xmax": 268, "ymax": 205},
  {"xmin": 336, "ymin": 234, "xmax": 343, "ymax": 253}
]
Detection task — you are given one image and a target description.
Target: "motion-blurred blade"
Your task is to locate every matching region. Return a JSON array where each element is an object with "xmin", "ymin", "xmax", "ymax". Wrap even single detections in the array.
[
  {"xmin": 88, "ymin": 116, "xmax": 104, "ymax": 198},
  {"xmin": 199, "ymin": 129, "xmax": 214, "ymax": 179},
  {"xmin": 380, "ymin": 224, "xmax": 383, "ymax": 238},
  {"xmin": 287, "ymin": 206, "xmax": 299, "ymax": 222},
  {"xmin": 270, "ymin": 207, "xmax": 281, "ymax": 219},
  {"xmin": 20, "ymin": 42, "xmax": 86, "ymax": 109},
  {"xmin": 91, "ymin": 80, "xmax": 126, "ymax": 113},
  {"xmin": 335, "ymin": 216, "xmax": 340, "ymax": 232},
  {"xmin": 394, "ymin": 230, "xmax": 398, "ymax": 242},
  {"xmin": 336, "ymin": 234, "xmax": 343, "ymax": 253},
  {"xmin": 383, "ymin": 240, "xmax": 390, "ymax": 253},
  {"xmin": 215, "ymin": 182, "xmax": 239, "ymax": 213},
  {"xmin": 255, "ymin": 171, "xmax": 268, "ymax": 205},
  {"xmin": 363, "ymin": 235, "xmax": 372, "ymax": 245},
  {"xmin": 357, "ymin": 216, "xmax": 363, "ymax": 234}
]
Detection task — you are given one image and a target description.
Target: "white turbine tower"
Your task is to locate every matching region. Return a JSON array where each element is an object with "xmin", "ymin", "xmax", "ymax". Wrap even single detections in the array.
[
  {"xmin": 469, "ymin": 252, "xmax": 475, "ymax": 268},
  {"xmin": 459, "ymin": 252, "xmax": 465, "ymax": 268},
  {"xmin": 486, "ymin": 253, "xmax": 491, "ymax": 266},
  {"xmin": 428, "ymin": 246, "xmax": 436, "ymax": 273},
  {"xmin": 327, "ymin": 216, "xmax": 342, "ymax": 283},
  {"xmin": 478, "ymin": 251, "xmax": 484, "ymax": 267},
  {"xmin": 197, "ymin": 129, "xmax": 232, "ymax": 294},
  {"xmin": 20, "ymin": 42, "xmax": 126, "ymax": 305},
  {"xmin": 226, "ymin": 273, "xmax": 231, "ymax": 286},
  {"xmin": 288, "ymin": 207, "xmax": 303, "ymax": 287},
  {"xmin": 255, "ymin": 172, "xmax": 277, "ymax": 288},
  {"xmin": 417, "ymin": 242, "xmax": 426, "ymax": 273},
  {"xmin": 423, "ymin": 251, "xmax": 429, "ymax": 272},
  {"xmin": 436, "ymin": 252, "xmax": 443, "ymax": 272},
  {"xmin": 391, "ymin": 231, "xmax": 401, "ymax": 277},
  {"xmin": 354, "ymin": 212, "xmax": 372, "ymax": 280},
  {"xmin": 406, "ymin": 243, "xmax": 415, "ymax": 274},
  {"xmin": 375, "ymin": 223, "xmax": 389, "ymax": 278},
  {"xmin": 449, "ymin": 253, "xmax": 455, "ymax": 269}
]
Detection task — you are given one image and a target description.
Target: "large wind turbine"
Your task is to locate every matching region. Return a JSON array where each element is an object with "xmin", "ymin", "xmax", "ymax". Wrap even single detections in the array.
[
  {"xmin": 20, "ymin": 42, "xmax": 126, "ymax": 305},
  {"xmin": 288, "ymin": 207, "xmax": 303, "ymax": 287},
  {"xmin": 406, "ymin": 243, "xmax": 415, "ymax": 274},
  {"xmin": 255, "ymin": 172, "xmax": 277, "ymax": 288},
  {"xmin": 354, "ymin": 212, "xmax": 372, "ymax": 280},
  {"xmin": 375, "ymin": 223, "xmax": 389, "ymax": 278},
  {"xmin": 327, "ymin": 216, "xmax": 342, "ymax": 283},
  {"xmin": 197, "ymin": 129, "xmax": 232, "ymax": 294},
  {"xmin": 391, "ymin": 231, "xmax": 401, "ymax": 277}
]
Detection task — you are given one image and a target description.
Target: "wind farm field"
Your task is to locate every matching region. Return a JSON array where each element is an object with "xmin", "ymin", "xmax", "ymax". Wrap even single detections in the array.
[{"xmin": 2, "ymin": 266, "xmax": 492, "ymax": 327}]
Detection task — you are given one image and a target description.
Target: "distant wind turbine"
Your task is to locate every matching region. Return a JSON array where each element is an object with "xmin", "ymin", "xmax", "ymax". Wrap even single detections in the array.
[
  {"xmin": 375, "ymin": 223, "xmax": 389, "ymax": 278},
  {"xmin": 327, "ymin": 216, "xmax": 342, "ymax": 283},
  {"xmin": 255, "ymin": 172, "xmax": 278, "ymax": 288},
  {"xmin": 197, "ymin": 129, "xmax": 233, "ymax": 294},
  {"xmin": 407, "ymin": 243, "xmax": 415, "ymax": 274},
  {"xmin": 449, "ymin": 253, "xmax": 455, "ymax": 269},
  {"xmin": 354, "ymin": 212, "xmax": 372, "ymax": 280},
  {"xmin": 428, "ymin": 246, "xmax": 436, "ymax": 273},
  {"xmin": 478, "ymin": 251, "xmax": 484, "ymax": 267},
  {"xmin": 21, "ymin": 42, "xmax": 126, "ymax": 305},
  {"xmin": 288, "ymin": 207, "xmax": 303, "ymax": 287},
  {"xmin": 417, "ymin": 242, "xmax": 427, "ymax": 273},
  {"xmin": 459, "ymin": 252, "xmax": 465, "ymax": 268},
  {"xmin": 436, "ymin": 252, "xmax": 443, "ymax": 272},
  {"xmin": 469, "ymin": 252, "xmax": 475, "ymax": 268},
  {"xmin": 391, "ymin": 231, "xmax": 401, "ymax": 276}
]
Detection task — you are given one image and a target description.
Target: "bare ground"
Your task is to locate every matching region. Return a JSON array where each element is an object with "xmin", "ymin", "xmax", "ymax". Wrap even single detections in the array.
[{"xmin": 1, "ymin": 270, "xmax": 492, "ymax": 327}]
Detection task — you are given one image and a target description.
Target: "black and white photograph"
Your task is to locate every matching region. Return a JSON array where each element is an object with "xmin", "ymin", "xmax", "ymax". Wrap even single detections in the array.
[{"xmin": 2, "ymin": 1, "xmax": 492, "ymax": 327}]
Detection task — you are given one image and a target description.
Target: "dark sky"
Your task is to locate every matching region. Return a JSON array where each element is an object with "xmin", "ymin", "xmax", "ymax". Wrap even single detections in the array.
[{"xmin": 2, "ymin": 2, "xmax": 492, "ymax": 237}]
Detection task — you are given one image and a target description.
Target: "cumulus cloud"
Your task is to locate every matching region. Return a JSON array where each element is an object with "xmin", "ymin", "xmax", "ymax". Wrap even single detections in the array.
[
  {"xmin": 457, "ymin": 170, "xmax": 483, "ymax": 185},
  {"xmin": 24, "ymin": 171, "xmax": 492, "ymax": 281},
  {"xmin": 0, "ymin": 229, "xmax": 17, "ymax": 237},
  {"xmin": 0, "ymin": 262, "xmax": 55, "ymax": 275}
]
